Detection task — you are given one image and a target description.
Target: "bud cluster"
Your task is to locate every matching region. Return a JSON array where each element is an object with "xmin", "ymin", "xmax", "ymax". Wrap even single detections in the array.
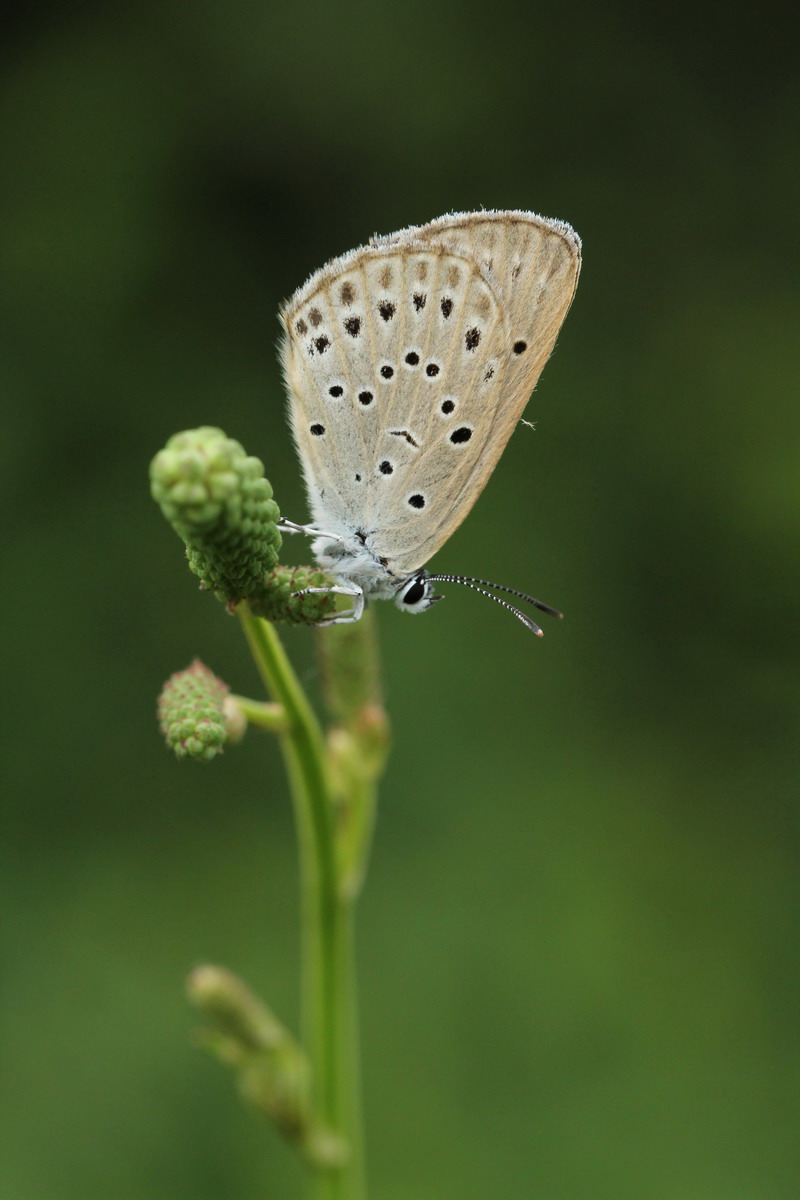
[
  {"xmin": 150, "ymin": 427, "xmax": 282, "ymax": 604},
  {"xmin": 250, "ymin": 565, "xmax": 337, "ymax": 625},
  {"xmin": 157, "ymin": 659, "xmax": 234, "ymax": 760}
]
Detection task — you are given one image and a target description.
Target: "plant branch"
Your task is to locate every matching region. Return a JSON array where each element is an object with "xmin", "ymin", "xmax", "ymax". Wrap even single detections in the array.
[{"xmin": 238, "ymin": 606, "xmax": 364, "ymax": 1200}]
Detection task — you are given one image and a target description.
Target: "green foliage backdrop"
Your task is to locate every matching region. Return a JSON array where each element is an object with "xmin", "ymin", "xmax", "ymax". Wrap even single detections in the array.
[{"xmin": 2, "ymin": 2, "xmax": 798, "ymax": 1197}]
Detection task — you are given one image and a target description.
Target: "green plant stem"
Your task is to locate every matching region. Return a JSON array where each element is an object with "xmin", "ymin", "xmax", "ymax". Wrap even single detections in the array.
[
  {"xmin": 230, "ymin": 695, "xmax": 289, "ymax": 733},
  {"xmin": 238, "ymin": 607, "xmax": 364, "ymax": 1200}
]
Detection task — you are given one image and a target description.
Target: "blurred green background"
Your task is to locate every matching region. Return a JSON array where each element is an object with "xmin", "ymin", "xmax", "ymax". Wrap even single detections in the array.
[{"xmin": 2, "ymin": 1, "xmax": 798, "ymax": 1197}]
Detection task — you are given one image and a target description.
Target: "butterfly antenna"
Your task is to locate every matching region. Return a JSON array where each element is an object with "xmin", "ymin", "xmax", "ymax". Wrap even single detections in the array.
[
  {"xmin": 426, "ymin": 575, "xmax": 563, "ymax": 620},
  {"xmin": 426, "ymin": 576, "xmax": 545, "ymax": 636}
]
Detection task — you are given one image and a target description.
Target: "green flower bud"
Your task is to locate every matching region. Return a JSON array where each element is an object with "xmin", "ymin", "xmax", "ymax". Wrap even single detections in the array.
[
  {"xmin": 187, "ymin": 965, "xmax": 289, "ymax": 1052},
  {"xmin": 157, "ymin": 659, "xmax": 234, "ymax": 760},
  {"xmin": 186, "ymin": 966, "xmax": 345, "ymax": 1165},
  {"xmin": 150, "ymin": 428, "xmax": 282, "ymax": 604},
  {"xmin": 249, "ymin": 565, "xmax": 337, "ymax": 625}
]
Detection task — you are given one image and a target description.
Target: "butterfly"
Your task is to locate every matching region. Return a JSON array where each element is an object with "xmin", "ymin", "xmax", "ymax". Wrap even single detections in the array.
[{"xmin": 278, "ymin": 210, "xmax": 580, "ymax": 635}]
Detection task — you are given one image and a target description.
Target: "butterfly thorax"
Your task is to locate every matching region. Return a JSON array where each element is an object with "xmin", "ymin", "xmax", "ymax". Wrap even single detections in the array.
[{"xmin": 311, "ymin": 530, "xmax": 407, "ymax": 600}]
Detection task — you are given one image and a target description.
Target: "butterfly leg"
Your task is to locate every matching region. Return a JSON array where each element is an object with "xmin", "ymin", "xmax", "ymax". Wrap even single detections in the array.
[
  {"xmin": 291, "ymin": 584, "xmax": 365, "ymax": 625},
  {"xmin": 277, "ymin": 519, "xmax": 345, "ymax": 544}
]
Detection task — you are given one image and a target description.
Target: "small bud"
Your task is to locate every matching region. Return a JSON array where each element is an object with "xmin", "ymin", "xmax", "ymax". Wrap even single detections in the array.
[
  {"xmin": 326, "ymin": 712, "xmax": 389, "ymax": 792},
  {"xmin": 187, "ymin": 965, "xmax": 346, "ymax": 1163},
  {"xmin": 150, "ymin": 428, "xmax": 282, "ymax": 604},
  {"xmin": 249, "ymin": 564, "xmax": 337, "ymax": 625},
  {"xmin": 351, "ymin": 703, "xmax": 391, "ymax": 776},
  {"xmin": 157, "ymin": 659, "xmax": 231, "ymax": 760},
  {"xmin": 189, "ymin": 967, "xmax": 309, "ymax": 1135},
  {"xmin": 187, "ymin": 964, "xmax": 285, "ymax": 1051}
]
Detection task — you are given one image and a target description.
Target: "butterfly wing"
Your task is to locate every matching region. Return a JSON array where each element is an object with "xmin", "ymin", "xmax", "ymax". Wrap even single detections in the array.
[
  {"xmin": 377, "ymin": 210, "xmax": 582, "ymax": 439},
  {"xmin": 280, "ymin": 212, "xmax": 579, "ymax": 579},
  {"xmin": 378, "ymin": 209, "xmax": 581, "ymax": 311}
]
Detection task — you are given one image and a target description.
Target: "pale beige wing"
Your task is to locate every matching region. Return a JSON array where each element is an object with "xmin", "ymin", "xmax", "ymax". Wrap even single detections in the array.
[
  {"xmin": 281, "ymin": 241, "xmax": 508, "ymax": 574},
  {"xmin": 376, "ymin": 208, "xmax": 581, "ymax": 309},
  {"xmin": 376, "ymin": 209, "xmax": 581, "ymax": 441},
  {"xmin": 280, "ymin": 212, "xmax": 579, "ymax": 577},
  {"xmin": 365, "ymin": 211, "xmax": 581, "ymax": 570}
]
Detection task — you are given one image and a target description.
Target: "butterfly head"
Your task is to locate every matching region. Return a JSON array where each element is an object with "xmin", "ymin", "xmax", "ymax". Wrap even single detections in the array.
[{"xmin": 394, "ymin": 572, "xmax": 443, "ymax": 614}]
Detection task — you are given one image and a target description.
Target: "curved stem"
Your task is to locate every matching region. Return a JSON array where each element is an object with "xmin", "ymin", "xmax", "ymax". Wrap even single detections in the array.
[
  {"xmin": 238, "ymin": 607, "xmax": 364, "ymax": 1200},
  {"xmin": 230, "ymin": 695, "xmax": 289, "ymax": 733}
]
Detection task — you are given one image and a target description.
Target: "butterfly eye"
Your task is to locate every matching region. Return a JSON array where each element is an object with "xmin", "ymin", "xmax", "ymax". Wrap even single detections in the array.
[
  {"xmin": 395, "ymin": 574, "xmax": 442, "ymax": 614},
  {"xmin": 402, "ymin": 579, "xmax": 426, "ymax": 605}
]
